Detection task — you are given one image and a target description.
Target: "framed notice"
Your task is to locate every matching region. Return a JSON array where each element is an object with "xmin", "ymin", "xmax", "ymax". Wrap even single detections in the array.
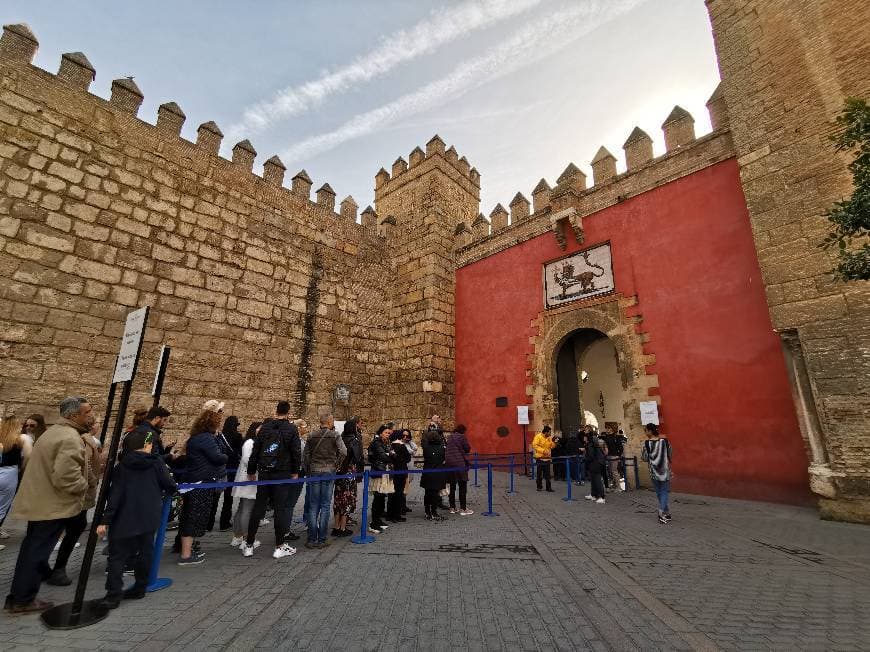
[
  {"xmin": 112, "ymin": 307, "xmax": 148, "ymax": 383},
  {"xmin": 517, "ymin": 405, "xmax": 530, "ymax": 425},
  {"xmin": 544, "ymin": 242, "xmax": 614, "ymax": 308},
  {"xmin": 639, "ymin": 401, "xmax": 660, "ymax": 425}
]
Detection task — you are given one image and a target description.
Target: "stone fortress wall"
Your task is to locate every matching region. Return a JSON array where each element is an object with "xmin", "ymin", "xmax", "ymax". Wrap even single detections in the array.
[
  {"xmin": 0, "ymin": 24, "xmax": 394, "ymax": 436},
  {"xmin": 0, "ymin": 4, "xmax": 868, "ymax": 521}
]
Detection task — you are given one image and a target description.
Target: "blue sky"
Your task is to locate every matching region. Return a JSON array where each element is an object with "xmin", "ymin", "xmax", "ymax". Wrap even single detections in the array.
[{"xmin": 5, "ymin": 0, "xmax": 720, "ymax": 216}]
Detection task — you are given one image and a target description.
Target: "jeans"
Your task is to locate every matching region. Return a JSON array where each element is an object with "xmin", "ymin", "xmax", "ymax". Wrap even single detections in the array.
[
  {"xmin": 282, "ymin": 482, "xmax": 304, "ymax": 529},
  {"xmin": 207, "ymin": 485, "xmax": 234, "ymax": 531},
  {"xmin": 449, "ymin": 480, "xmax": 467, "ymax": 510},
  {"xmin": 535, "ymin": 460, "xmax": 552, "ymax": 490},
  {"xmin": 247, "ymin": 479, "xmax": 291, "ymax": 547},
  {"xmin": 105, "ymin": 532, "xmax": 152, "ymax": 597},
  {"xmin": 54, "ymin": 510, "xmax": 88, "ymax": 570},
  {"xmin": 7, "ymin": 518, "xmax": 66, "ymax": 605},
  {"xmin": 371, "ymin": 492, "xmax": 387, "ymax": 526},
  {"xmin": 569, "ymin": 457, "xmax": 584, "ymax": 483},
  {"xmin": 388, "ymin": 473, "xmax": 405, "ymax": 518},
  {"xmin": 233, "ymin": 497, "xmax": 254, "ymax": 535},
  {"xmin": 305, "ymin": 474, "xmax": 335, "ymax": 543},
  {"xmin": 607, "ymin": 456, "xmax": 621, "ymax": 488},
  {"xmin": 590, "ymin": 471, "xmax": 606, "ymax": 499},
  {"xmin": 652, "ymin": 478, "xmax": 670, "ymax": 513}
]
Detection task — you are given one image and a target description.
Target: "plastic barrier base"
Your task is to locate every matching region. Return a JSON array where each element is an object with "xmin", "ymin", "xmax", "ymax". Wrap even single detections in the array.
[
  {"xmin": 147, "ymin": 577, "xmax": 173, "ymax": 592},
  {"xmin": 41, "ymin": 599, "xmax": 109, "ymax": 630},
  {"xmin": 351, "ymin": 533, "xmax": 376, "ymax": 545}
]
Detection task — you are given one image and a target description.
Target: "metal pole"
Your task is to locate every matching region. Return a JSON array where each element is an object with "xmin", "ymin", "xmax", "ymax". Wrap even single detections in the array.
[
  {"xmin": 507, "ymin": 455, "xmax": 516, "ymax": 495},
  {"xmin": 482, "ymin": 464, "xmax": 499, "ymax": 517},
  {"xmin": 563, "ymin": 457, "xmax": 574, "ymax": 502},
  {"xmin": 97, "ymin": 381, "xmax": 117, "ymax": 447},
  {"xmin": 351, "ymin": 471, "xmax": 374, "ymax": 544},
  {"xmin": 146, "ymin": 496, "xmax": 173, "ymax": 592},
  {"xmin": 633, "ymin": 455, "xmax": 640, "ymax": 491},
  {"xmin": 473, "ymin": 453, "xmax": 480, "ymax": 487},
  {"xmin": 522, "ymin": 424, "xmax": 528, "ymax": 476}
]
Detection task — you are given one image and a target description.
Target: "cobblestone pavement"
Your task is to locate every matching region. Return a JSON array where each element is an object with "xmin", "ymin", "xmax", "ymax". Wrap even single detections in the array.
[{"xmin": 1, "ymin": 471, "xmax": 869, "ymax": 651}]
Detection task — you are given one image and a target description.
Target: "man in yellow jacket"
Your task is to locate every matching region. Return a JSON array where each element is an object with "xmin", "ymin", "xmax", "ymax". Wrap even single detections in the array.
[{"xmin": 532, "ymin": 426, "xmax": 556, "ymax": 492}]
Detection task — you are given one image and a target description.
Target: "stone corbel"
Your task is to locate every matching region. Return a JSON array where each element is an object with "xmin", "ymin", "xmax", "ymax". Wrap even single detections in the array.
[{"xmin": 549, "ymin": 207, "xmax": 584, "ymax": 250}]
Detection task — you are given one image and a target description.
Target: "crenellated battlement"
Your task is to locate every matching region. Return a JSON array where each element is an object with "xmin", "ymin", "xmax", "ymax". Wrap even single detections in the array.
[
  {"xmin": 464, "ymin": 91, "xmax": 730, "ymax": 253},
  {"xmin": 0, "ymin": 24, "xmax": 367, "ymax": 232},
  {"xmin": 373, "ymin": 133, "xmax": 480, "ymax": 205}
]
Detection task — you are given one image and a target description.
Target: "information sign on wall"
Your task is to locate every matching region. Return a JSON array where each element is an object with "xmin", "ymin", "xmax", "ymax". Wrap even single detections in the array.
[{"xmin": 112, "ymin": 307, "xmax": 148, "ymax": 383}]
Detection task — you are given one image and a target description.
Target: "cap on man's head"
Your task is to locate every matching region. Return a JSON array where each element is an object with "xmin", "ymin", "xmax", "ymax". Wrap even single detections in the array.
[
  {"xmin": 124, "ymin": 429, "xmax": 153, "ymax": 453},
  {"xmin": 203, "ymin": 399, "xmax": 225, "ymax": 413}
]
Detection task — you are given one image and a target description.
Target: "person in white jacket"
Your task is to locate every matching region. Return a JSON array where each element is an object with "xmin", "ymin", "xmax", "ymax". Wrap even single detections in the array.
[{"xmin": 230, "ymin": 424, "xmax": 261, "ymax": 548}]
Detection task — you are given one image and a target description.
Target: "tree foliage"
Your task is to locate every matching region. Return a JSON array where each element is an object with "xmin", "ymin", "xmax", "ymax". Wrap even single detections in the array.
[{"xmin": 821, "ymin": 97, "xmax": 870, "ymax": 281}]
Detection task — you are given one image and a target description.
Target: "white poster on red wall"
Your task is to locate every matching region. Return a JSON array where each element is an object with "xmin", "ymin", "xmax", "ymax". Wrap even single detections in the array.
[{"xmin": 543, "ymin": 243, "xmax": 614, "ymax": 308}]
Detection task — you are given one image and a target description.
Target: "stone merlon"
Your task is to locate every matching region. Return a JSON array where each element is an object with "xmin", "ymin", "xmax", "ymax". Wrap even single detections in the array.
[{"xmin": 58, "ymin": 52, "xmax": 95, "ymax": 90}]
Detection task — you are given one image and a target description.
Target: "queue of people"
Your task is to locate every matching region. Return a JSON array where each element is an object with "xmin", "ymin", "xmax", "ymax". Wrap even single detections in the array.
[{"xmin": 2, "ymin": 393, "xmax": 672, "ymax": 616}]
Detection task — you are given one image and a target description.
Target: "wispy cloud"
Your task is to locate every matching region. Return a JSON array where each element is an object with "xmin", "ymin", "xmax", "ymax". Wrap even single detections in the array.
[
  {"xmin": 280, "ymin": 0, "xmax": 642, "ymax": 165},
  {"xmin": 225, "ymin": 0, "xmax": 543, "ymax": 142}
]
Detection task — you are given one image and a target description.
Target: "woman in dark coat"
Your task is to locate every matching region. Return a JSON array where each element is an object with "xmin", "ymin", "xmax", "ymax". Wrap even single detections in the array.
[
  {"xmin": 420, "ymin": 428, "xmax": 447, "ymax": 521},
  {"xmin": 367, "ymin": 425, "xmax": 393, "ymax": 532},
  {"xmin": 178, "ymin": 409, "xmax": 227, "ymax": 564},
  {"xmin": 387, "ymin": 432, "xmax": 411, "ymax": 522},
  {"xmin": 444, "ymin": 424, "xmax": 472, "ymax": 515}
]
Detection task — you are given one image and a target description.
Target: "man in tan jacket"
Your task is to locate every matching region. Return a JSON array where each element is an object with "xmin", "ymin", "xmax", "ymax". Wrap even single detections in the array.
[{"xmin": 3, "ymin": 396, "xmax": 93, "ymax": 614}]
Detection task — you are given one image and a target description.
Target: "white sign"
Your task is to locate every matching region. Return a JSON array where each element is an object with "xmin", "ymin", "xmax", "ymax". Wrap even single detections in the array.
[
  {"xmin": 334, "ymin": 420, "xmax": 346, "ymax": 434},
  {"xmin": 112, "ymin": 307, "xmax": 148, "ymax": 383},
  {"xmin": 544, "ymin": 243, "xmax": 615, "ymax": 308},
  {"xmin": 639, "ymin": 401, "xmax": 660, "ymax": 425},
  {"xmin": 517, "ymin": 405, "xmax": 530, "ymax": 425}
]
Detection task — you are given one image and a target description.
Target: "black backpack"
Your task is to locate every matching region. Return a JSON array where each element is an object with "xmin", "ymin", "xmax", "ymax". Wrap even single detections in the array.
[{"xmin": 258, "ymin": 422, "xmax": 284, "ymax": 471}]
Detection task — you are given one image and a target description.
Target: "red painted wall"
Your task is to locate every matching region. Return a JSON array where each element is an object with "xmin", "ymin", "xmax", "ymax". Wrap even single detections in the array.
[{"xmin": 455, "ymin": 159, "xmax": 811, "ymax": 505}]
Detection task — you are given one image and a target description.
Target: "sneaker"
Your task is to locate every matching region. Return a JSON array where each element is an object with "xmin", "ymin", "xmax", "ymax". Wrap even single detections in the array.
[
  {"xmin": 595, "ymin": 498, "xmax": 606, "ymax": 504},
  {"xmin": 0, "ymin": 544, "xmax": 4, "ymax": 552},
  {"xmin": 321, "ymin": 539, "xmax": 332, "ymax": 547},
  {"xmin": 166, "ymin": 520, "xmax": 179, "ymax": 530},
  {"xmin": 178, "ymin": 552, "xmax": 205, "ymax": 565},
  {"xmin": 304, "ymin": 541, "xmax": 321, "ymax": 549},
  {"xmin": 584, "ymin": 495, "xmax": 594, "ymax": 501},
  {"xmin": 285, "ymin": 531, "xmax": 300, "ymax": 541},
  {"xmin": 273, "ymin": 544, "xmax": 297, "ymax": 559},
  {"xmin": 449, "ymin": 509, "xmax": 457, "ymax": 514},
  {"xmin": 0, "ymin": 529, "xmax": 9, "ymax": 539},
  {"xmin": 230, "ymin": 536, "xmax": 244, "ymax": 547},
  {"xmin": 340, "ymin": 529, "xmax": 353, "ymax": 537},
  {"xmin": 123, "ymin": 565, "xmax": 136, "ymax": 576},
  {"xmin": 375, "ymin": 523, "xmax": 389, "ymax": 530},
  {"xmin": 241, "ymin": 544, "xmax": 255, "ymax": 557},
  {"xmin": 459, "ymin": 509, "xmax": 474, "ymax": 516},
  {"xmin": 45, "ymin": 569, "xmax": 72, "ymax": 586},
  {"xmin": 425, "ymin": 515, "xmax": 433, "ymax": 521},
  {"xmin": 545, "ymin": 488, "xmax": 555, "ymax": 493},
  {"xmin": 368, "ymin": 527, "xmax": 381, "ymax": 534},
  {"xmin": 259, "ymin": 518, "xmax": 270, "ymax": 526}
]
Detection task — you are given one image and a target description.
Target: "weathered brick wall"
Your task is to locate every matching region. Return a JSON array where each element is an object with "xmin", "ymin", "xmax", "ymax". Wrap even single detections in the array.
[
  {"xmin": 707, "ymin": 0, "xmax": 870, "ymax": 521},
  {"xmin": 0, "ymin": 26, "xmax": 390, "ymax": 439},
  {"xmin": 373, "ymin": 137, "xmax": 480, "ymax": 431}
]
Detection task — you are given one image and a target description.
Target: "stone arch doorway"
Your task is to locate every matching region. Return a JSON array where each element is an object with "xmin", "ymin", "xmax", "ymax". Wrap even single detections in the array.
[
  {"xmin": 555, "ymin": 329, "xmax": 627, "ymax": 436},
  {"xmin": 528, "ymin": 297, "xmax": 658, "ymax": 460}
]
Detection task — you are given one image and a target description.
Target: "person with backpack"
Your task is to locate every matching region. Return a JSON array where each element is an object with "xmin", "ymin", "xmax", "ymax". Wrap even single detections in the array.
[
  {"xmin": 97, "ymin": 429, "xmax": 177, "ymax": 609},
  {"xmin": 207, "ymin": 415, "xmax": 243, "ymax": 532},
  {"xmin": 641, "ymin": 423, "xmax": 673, "ymax": 523},
  {"xmin": 243, "ymin": 401, "xmax": 301, "ymax": 559},
  {"xmin": 584, "ymin": 436, "xmax": 608, "ymax": 504},
  {"xmin": 444, "ymin": 424, "xmax": 473, "ymax": 516},
  {"xmin": 387, "ymin": 431, "xmax": 410, "ymax": 522},
  {"xmin": 302, "ymin": 414, "xmax": 346, "ymax": 548}
]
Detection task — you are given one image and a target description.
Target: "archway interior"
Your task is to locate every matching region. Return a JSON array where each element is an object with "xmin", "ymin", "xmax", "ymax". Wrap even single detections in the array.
[{"xmin": 555, "ymin": 329, "xmax": 626, "ymax": 435}]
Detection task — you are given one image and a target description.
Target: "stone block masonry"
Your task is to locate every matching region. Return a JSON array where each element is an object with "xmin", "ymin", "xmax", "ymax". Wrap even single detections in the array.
[
  {"xmin": 0, "ymin": 25, "xmax": 392, "ymax": 436},
  {"xmin": 706, "ymin": 0, "xmax": 870, "ymax": 522}
]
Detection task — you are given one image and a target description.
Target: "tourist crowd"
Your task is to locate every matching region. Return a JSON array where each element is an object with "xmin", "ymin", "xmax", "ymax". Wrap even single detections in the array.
[{"xmin": 0, "ymin": 396, "xmax": 670, "ymax": 615}]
